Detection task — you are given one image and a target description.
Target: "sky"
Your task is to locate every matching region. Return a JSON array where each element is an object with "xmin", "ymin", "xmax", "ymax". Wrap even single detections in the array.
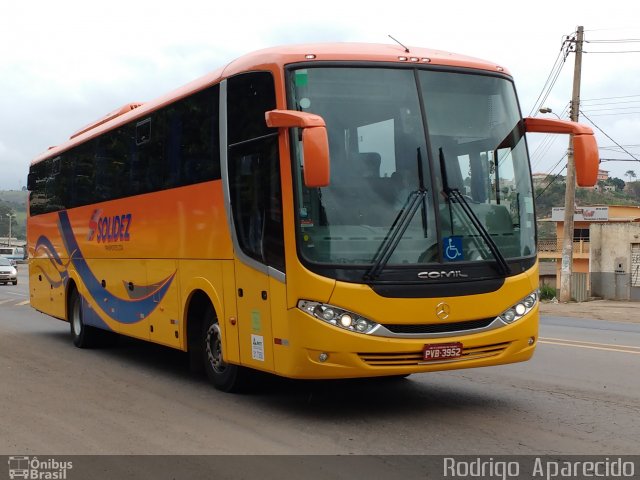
[{"xmin": 2, "ymin": 0, "xmax": 640, "ymax": 190}]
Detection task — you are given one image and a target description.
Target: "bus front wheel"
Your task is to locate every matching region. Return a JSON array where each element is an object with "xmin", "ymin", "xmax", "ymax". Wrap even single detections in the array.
[{"xmin": 202, "ymin": 306, "xmax": 247, "ymax": 393}]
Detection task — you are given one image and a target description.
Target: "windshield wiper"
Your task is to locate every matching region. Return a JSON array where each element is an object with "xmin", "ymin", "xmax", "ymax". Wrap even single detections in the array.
[
  {"xmin": 439, "ymin": 148, "xmax": 511, "ymax": 275},
  {"xmin": 364, "ymin": 189, "xmax": 426, "ymax": 281},
  {"xmin": 364, "ymin": 147, "xmax": 428, "ymax": 281}
]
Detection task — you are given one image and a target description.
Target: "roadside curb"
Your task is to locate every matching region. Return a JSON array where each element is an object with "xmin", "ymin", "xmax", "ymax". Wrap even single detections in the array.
[{"xmin": 539, "ymin": 299, "xmax": 640, "ymax": 323}]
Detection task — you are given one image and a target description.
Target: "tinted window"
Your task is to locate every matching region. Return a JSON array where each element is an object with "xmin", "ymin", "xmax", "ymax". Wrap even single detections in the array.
[
  {"xmin": 227, "ymin": 72, "xmax": 284, "ymax": 271},
  {"xmin": 228, "ymin": 136, "xmax": 283, "ymax": 270},
  {"xmin": 29, "ymin": 85, "xmax": 221, "ymax": 215},
  {"xmin": 227, "ymin": 72, "xmax": 276, "ymax": 145}
]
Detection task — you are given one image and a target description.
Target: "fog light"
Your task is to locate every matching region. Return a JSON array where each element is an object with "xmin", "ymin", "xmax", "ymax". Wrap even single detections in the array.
[
  {"xmin": 339, "ymin": 314, "xmax": 353, "ymax": 328},
  {"xmin": 528, "ymin": 336, "xmax": 536, "ymax": 346},
  {"xmin": 318, "ymin": 352, "xmax": 329, "ymax": 362},
  {"xmin": 322, "ymin": 308, "xmax": 335, "ymax": 321},
  {"xmin": 355, "ymin": 319, "xmax": 369, "ymax": 332}
]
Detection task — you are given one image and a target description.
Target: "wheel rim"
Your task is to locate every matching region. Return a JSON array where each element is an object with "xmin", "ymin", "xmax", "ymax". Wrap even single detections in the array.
[
  {"xmin": 205, "ymin": 323, "xmax": 227, "ymax": 374},
  {"xmin": 72, "ymin": 297, "xmax": 82, "ymax": 337}
]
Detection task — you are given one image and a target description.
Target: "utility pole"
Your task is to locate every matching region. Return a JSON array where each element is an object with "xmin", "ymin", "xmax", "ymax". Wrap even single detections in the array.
[
  {"xmin": 559, "ymin": 26, "xmax": 584, "ymax": 302},
  {"xmin": 6, "ymin": 213, "xmax": 15, "ymax": 247}
]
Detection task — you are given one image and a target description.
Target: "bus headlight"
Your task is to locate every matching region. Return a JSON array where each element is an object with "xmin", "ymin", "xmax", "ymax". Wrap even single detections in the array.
[
  {"xmin": 497, "ymin": 291, "xmax": 538, "ymax": 325},
  {"xmin": 297, "ymin": 300, "xmax": 378, "ymax": 334}
]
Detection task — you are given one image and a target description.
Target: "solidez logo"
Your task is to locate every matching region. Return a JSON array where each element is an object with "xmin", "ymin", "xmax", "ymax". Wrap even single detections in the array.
[{"xmin": 87, "ymin": 209, "xmax": 132, "ymax": 243}]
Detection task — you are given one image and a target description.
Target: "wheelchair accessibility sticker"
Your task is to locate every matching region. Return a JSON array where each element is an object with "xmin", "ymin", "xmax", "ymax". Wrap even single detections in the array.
[{"xmin": 443, "ymin": 236, "xmax": 463, "ymax": 261}]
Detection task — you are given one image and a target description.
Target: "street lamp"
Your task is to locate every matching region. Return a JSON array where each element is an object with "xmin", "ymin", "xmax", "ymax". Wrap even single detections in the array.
[
  {"xmin": 539, "ymin": 107, "xmax": 562, "ymax": 120},
  {"xmin": 5, "ymin": 213, "xmax": 16, "ymax": 247}
]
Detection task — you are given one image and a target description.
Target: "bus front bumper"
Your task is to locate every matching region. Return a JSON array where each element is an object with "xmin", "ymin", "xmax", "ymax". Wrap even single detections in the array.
[{"xmin": 271, "ymin": 306, "xmax": 538, "ymax": 379}]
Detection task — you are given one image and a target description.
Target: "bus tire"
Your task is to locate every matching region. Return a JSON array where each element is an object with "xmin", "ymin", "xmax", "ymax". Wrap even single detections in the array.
[
  {"xmin": 202, "ymin": 306, "xmax": 247, "ymax": 392},
  {"xmin": 69, "ymin": 289, "xmax": 101, "ymax": 348}
]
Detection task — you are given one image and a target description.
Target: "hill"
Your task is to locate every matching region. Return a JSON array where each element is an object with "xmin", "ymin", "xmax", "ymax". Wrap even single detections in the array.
[
  {"xmin": 0, "ymin": 189, "xmax": 28, "ymax": 241},
  {"xmin": 535, "ymin": 176, "xmax": 639, "ymax": 219}
]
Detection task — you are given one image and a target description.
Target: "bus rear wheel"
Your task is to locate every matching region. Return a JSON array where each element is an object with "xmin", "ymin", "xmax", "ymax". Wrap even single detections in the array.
[{"xmin": 202, "ymin": 306, "xmax": 247, "ymax": 393}]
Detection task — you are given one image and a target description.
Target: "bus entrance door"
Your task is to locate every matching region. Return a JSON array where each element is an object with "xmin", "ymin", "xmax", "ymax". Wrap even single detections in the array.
[
  {"xmin": 234, "ymin": 260, "xmax": 274, "ymax": 372},
  {"xmin": 147, "ymin": 260, "xmax": 181, "ymax": 348}
]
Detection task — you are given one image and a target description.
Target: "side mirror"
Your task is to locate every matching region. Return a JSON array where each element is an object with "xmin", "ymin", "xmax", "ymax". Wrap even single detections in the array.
[
  {"xmin": 265, "ymin": 110, "xmax": 330, "ymax": 187},
  {"xmin": 524, "ymin": 117, "xmax": 599, "ymax": 187}
]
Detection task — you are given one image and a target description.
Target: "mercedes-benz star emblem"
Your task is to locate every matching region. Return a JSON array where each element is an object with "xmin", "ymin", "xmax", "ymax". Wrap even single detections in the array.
[{"xmin": 435, "ymin": 302, "xmax": 450, "ymax": 320}]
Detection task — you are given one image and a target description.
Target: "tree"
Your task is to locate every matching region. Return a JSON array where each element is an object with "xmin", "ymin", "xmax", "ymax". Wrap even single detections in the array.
[
  {"xmin": 535, "ymin": 180, "xmax": 567, "ymax": 218},
  {"xmin": 626, "ymin": 181, "xmax": 640, "ymax": 200},
  {"xmin": 605, "ymin": 176, "xmax": 625, "ymax": 191},
  {"xmin": 625, "ymin": 170, "xmax": 636, "ymax": 183},
  {"xmin": 0, "ymin": 203, "xmax": 19, "ymax": 242}
]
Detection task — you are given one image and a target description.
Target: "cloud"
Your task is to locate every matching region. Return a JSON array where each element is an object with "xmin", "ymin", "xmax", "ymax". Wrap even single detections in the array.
[{"xmin": 3, "ymin": 0, "xmax": 640, "ymax": 188}]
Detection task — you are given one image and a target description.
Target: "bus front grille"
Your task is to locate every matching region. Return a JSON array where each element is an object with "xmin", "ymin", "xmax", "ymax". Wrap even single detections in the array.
[
  {"xmin": 381, "ymin": 317, "xmax": 496, "ymax": 335},
  {"xmin": 358, "ymin": 342, "xmax": 511, "ymax": 367}
]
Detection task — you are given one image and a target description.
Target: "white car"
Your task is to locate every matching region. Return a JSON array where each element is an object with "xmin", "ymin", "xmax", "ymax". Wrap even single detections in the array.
[{"xmin": 0, "ymin": 257, "xmax": 18, "ymax": 285}]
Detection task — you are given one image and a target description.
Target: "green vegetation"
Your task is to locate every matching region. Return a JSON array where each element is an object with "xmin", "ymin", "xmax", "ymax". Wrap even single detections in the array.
[
  {"xmin": 535, "ymin": 174, "xmax": 639, "ymax": 220},
  {"xmin": 0, "ymin": 189, "xmax": 27, "ymax": 241},
  {"xmin": 539, "ymin": 284, "xmax": 557, "ymax": 301}
]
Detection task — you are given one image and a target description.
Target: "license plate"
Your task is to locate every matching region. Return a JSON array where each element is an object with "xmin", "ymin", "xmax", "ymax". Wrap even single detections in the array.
[{"xmin": 423, "ymin": 342, "xmax": 463, "ymax": 361}]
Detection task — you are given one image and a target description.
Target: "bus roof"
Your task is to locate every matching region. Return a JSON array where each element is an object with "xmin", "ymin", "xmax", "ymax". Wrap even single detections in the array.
[{"xmin": 31, "ymin": 42, "xmax": 509, "ymax": 164}]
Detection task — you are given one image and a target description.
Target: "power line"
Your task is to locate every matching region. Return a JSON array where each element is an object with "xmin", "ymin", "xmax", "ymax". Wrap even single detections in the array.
[
  {"xmin": 586, "ymin": 38, "xmax": 640, "ymax": 43},
  {"xmin": 530, "ymin": 102, "xmax": 570, "ymax": 171},
  {"xmin": 599, "ymin": 159, "xmax": 640, "ymax": 165},
  {"xmin": 581, "ymin": 94, "xmax": 640, "ymax": 102},
  {"xmin": 581, "ymin": 105, "xmax": 640, "ymax": 112},
  {"xmin": 547, "ymin": 151, "xmax": 569, "ymax": 177},
  {"xmin": 584, "ymin": 50, "xmax": 640, "ymax": 54},
  {"xmin": 600, "ymin": 144, "xmax": 640, "ymax": 149},
  {"xmin": 527, "ymin": 36, "xmax": 571, "ymax": 117},
  {"xmin": 583, "ymin": 34, "xmax": 640, "ymax": 54},
  {"xmin": 591, "ymin": 111, "xmax": 640, "ymax": 117},
  {"xmin": 580, "ymin": 99, "xmax": 640, "ymax": 107},
  {"xmin": 535, "ymin": 160, "xmax": 567, "ymax": 200},
  {"xmin": 580, "ymin": 110, "xmax": 640, "ymax": 162}
]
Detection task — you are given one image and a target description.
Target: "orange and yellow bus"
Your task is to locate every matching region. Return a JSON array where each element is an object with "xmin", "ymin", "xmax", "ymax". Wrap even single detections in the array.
[{"xmin": 27, "ymin": 43, "xmax": 598, "ymax": 391}]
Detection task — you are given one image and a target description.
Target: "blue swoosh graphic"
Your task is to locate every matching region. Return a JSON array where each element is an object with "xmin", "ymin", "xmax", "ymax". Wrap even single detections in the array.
[
  {"xmin": 35, "ymin": 235, "xmax": 70, "ymax": 287},
  {"xmin": 36, "ymin": 235, "xmax": 65, "ymax": 266},
  {"xmin": 57, "ymin": 210, "xmax": 175, "ymax": 324}
]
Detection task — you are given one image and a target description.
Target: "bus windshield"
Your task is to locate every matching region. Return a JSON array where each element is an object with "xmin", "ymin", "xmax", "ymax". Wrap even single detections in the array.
[{"xmin": 288, "ymin": 67, "xmax": 535, "ymax": 273}]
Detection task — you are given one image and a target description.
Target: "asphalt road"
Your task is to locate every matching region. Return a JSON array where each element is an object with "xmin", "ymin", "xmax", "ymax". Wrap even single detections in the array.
[{"xmin": 1, "ymin": 267, "xmax": 639, "ymax": 458}]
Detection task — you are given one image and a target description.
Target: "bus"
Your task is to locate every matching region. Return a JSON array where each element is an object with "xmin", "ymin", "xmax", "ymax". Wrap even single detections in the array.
[{"xmin": 27, "ymin": 43, "xmax": 599, "ymax": 392}]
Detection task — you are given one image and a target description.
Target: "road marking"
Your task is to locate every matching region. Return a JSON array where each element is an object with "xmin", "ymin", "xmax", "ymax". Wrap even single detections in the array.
[
  {"xmin": 4, "ymin": 291, "xmax": 28, "ymax": 297},
  {"xmin": 539, "ymin": 337, "xmax": 640, "ymax": 355},
  {"xmin": 541, "ymin": 337, "xmax": 640, "ymax": 350},
  {"xmin": 0, "ymin": 299, "xmax": 30, "ymax": 306}
]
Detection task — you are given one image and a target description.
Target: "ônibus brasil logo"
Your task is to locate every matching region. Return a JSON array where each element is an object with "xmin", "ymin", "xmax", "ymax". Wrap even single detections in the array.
[
  {"xmin": 8, "ymin": 456, "xmax": 73, "ymax": 479},
  {"xmin": 87, "ymin": 209, "xmax": 132, "ymax": 243}
]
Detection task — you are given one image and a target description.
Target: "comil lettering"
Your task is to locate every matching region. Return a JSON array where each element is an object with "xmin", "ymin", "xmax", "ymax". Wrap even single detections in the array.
[{"xmin": 418, "ymin": 270, "xmax": 469, "ymax": 280}]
